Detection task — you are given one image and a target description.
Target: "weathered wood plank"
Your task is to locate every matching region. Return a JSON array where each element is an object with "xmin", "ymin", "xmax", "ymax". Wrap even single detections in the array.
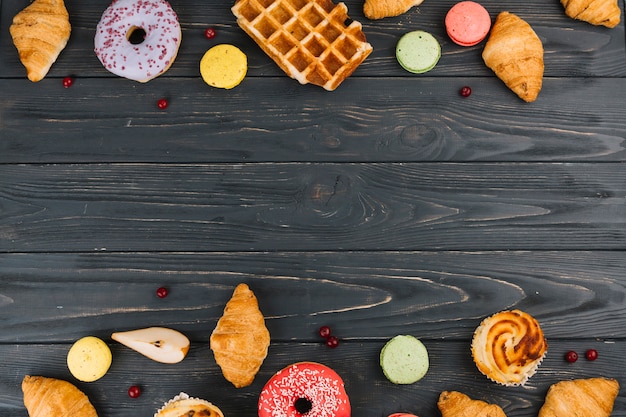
[
  {"xmin": 0, "ymin": 251, "xmax": 624, "ymax": 341},
  {"xmin": 1, "ymin": 0, "xmax": 624, "ymax": 78},
  {"xmin": 1, "ymin": 163, "xmax": 624, "ymax": 252},
  {"xmin": 0, "ymin": 77, "xmax": 625, "ymax": 163},
  {"xmin": 0, "ymin": 340, "xmax": 623, "ymax": 417}
]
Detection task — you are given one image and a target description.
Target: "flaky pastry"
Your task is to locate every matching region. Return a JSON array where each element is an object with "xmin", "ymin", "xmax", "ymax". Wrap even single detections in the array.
[
  {"xmin": 438, "ymin": 391, "xmax": 507, "ymax": 417},
  {"xmin": 538, "ymin": 377, "xmax": 620, "ymax": 417},
  {"xmin": 210, "ymin": 283, "xmax": 270, "ymax": 387},
  {"xmin": 9, "ymin": 0, "xmax": 71, "ymax": 82},
  {"xmin": 22, "ymin": 375, "xmax": 98, "ymax": 417}
]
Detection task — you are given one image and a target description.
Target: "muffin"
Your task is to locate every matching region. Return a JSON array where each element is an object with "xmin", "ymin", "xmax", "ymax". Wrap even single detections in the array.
[
  {"xmin": 154, "ymin": 392, "xmax": 224, "ymax": 417},
  {"xmin": 471, "ymin": 309, "xmax": 547, "ymax": 386}
]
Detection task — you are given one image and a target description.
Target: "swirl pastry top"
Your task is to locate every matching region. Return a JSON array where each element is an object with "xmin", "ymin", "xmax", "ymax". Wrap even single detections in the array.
[{"xmin": 471, "ymin": 309, "xmax": 547, "ymax": 386}]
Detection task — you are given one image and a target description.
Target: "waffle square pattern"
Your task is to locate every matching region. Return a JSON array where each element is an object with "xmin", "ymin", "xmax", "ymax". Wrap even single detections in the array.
[{"xmin": 232, "ymin": 0, "xmax": 373, "ymax": 90}]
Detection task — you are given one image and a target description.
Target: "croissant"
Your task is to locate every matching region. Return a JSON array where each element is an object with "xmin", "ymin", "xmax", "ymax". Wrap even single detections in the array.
[
  {"xmin": 561, "ymin": 0, "xmax": 620, "ymax": 28},
  {"xmin": 22, "ymin": 375, "xmax": 98, "ymax": 417},
  {"xmin": 482, "ymin": 11, "xmax": 544, "ymax": 103},
  {"xmin": 438, "ymin": 391, "xmax": 507, "ymax": 417},
  {"xmin": 364, "ymin": 0, "xmax": 424, "ymax": 20},
  {"xmin": 9, "ymin": 0, "xmax": 71, "ymax": 82},
  {"xmin": 538, "ymin": 377, "xmax": 620, "ymax": 417},
  {"xmin": 210, "ymin": 283, "xmax": 270, "ymax": 388}
]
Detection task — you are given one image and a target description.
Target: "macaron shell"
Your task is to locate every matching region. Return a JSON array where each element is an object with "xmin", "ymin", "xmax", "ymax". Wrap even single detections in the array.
[
  {"xmin": 388, "ymin": 414, "xmax": 419, "ymax": 417},
  {"xmin": 396, "ymin": 31, "xmax": 441, "ymax": 74},
  {"xmin": 445, "ymin": 1, "xmax": 491, "ymax": 46},
  {"xmin": 200, "ymin": 44, "xmax": 248, "ymax": 89},
  {"xmin": 67, "ymin": 336, "xmax": 112, "ymax": 382},
  {"xmin": 380, "ymin": 335, "xmax": 429, "ymax": 384}
]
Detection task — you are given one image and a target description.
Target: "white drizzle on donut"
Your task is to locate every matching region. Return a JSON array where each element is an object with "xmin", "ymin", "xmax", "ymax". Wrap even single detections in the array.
[
  {"xmin": 94, "ymin": 0, "xmax": 181, "ymax": 82},
  {"xmin": 259, "ymin": 363, "xmax": 350, "ymax": 417}
]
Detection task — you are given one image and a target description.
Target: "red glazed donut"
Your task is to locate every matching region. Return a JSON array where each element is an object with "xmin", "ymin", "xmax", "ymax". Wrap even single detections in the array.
[{"xmin": 258, "ymin": 362, "xmax": 350, "ymax": 417}]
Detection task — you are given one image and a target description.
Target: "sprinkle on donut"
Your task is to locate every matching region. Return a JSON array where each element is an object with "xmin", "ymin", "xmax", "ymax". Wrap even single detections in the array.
[
  {"xmin": 94, "ymin": 0, "xmax": 182, "ymax": 82},
  {"xmin": 258, "ymin": 362, "xmax": 351, "ymax": 417}
]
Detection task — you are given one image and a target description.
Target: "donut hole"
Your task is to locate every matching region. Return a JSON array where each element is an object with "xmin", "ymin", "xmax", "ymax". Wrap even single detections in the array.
[
  {"xmin": 294, "ymin": 397, "xmax": 313, "ymax": 414},
  {"xmin": 127, "ymin": 26, "xmax": 147, "ymax": 45}
]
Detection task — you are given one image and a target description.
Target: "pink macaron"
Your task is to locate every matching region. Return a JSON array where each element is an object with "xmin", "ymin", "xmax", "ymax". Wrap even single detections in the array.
[
  {"xmin": 388, "ymin": 414, "xmax": 419, "ymax": 417},
  {"xmin": 445, "ymin": 1, "xmax": 491, "ymax": 46}
]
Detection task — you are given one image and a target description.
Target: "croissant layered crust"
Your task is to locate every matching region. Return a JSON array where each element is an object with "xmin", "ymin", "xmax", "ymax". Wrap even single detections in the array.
[
  {"xmin": 438, "ymin": 391, "xmax": 507, "ymax": 417},
  {"xmin": 471, "ymin": 309, "xmax": 547, "ymax": 386},
  {"xmin": 561, "ymin": 0, "xmax": 621, "ymax": 28},
  {"xmin": 9, "ymin": 0, "xmax": 71, "ymax": 82},
  {"xmin": 538, "ymin": 378, "xmax": 620, "ymax": 417},
  {"xmin": 210, "ymin": 283, "xmax": 270, "ymax": 388},
  {"xmin": 22, "ymin": 375, "xmax": 98, "ymax": 417},
  {"xmin": 364, "ymin": 0, "xmax": 424, "ymax": 20},
  {"xmin": 482, "ymin": 12, "xmax": 544, "ymax": 103}
]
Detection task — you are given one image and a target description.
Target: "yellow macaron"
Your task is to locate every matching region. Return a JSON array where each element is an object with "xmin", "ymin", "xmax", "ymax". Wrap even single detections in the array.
[
  {"xmin": 200, "ymin": 44, "xmax": 247, "ymax": 89},
  {"xmin": 67, "ymin": 336, "xmax": 112, "ymax": 382}
]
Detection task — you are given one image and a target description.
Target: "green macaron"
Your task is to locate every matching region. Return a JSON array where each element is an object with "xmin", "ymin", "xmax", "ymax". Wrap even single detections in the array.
[
  {"xmin": 396, "ymin": 31, "xmax": 441, "ymax": 74},
  {"xmin": 380, "ymin": 335, "xmax": 429, "ymax": 384}
]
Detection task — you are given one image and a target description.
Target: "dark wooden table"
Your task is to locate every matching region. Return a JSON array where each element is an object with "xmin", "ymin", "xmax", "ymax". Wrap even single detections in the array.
[{"xmin": 1, "ymin": 0, "xmax": 625, "ymax": 415}]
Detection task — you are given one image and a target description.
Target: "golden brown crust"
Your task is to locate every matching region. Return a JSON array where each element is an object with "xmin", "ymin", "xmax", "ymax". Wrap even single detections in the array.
[
  {"xmin": 210, "ymin": 283, "xmax": 270, "ymax": 388},
  {"xmin": 471, "ymin": 309, "xmax": 547, "ymax": 386},
  {"xmin": 538, "ymin": 378, "xmax": 620, "ymax": 417},
  {"xmin": 363, "ymin": 0, "xmax": 423, "ymax": 20},
  {"xmin": 154, "ymin": 393, "xmax": 224, "ymax": 417},
  {"xmin": 561, "ymin": 0, "xmax": 621, "ymax": 28},
  {"xmin": 438, "ymin": 391, "xmax": 507, "ymax": 417},
  {"xmin": 232, "ymin": 0, "xmax": 372, "ymax": 91},
  {"xmin": 22, "ymin": 375, "xmax": 98, "ymax": 417},
  {"xmin": 482, "ymin": 12, "xmax": 544, "ymax": 103},
  {"xmin": 9, "ymin": 0, "xmax": 71, "ymax": 82}
]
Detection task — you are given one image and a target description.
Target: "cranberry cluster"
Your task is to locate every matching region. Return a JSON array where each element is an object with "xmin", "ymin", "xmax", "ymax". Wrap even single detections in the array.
[
  {"xmin": 318, "ymin": 325, "xmax": 339, "ymax": 348},
  {"xmin": 564, "ymin": 349, "xmax": 598, "ymax": 363}
]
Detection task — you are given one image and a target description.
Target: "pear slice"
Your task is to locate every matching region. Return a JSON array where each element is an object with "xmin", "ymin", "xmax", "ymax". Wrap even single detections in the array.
[{"xmin": 111, "ymin": 327, "xmax": 190, "ymax": 364}]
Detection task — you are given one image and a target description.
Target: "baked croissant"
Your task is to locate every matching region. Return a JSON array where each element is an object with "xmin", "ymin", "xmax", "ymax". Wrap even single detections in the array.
[
  {"xmin": 482, "ymin": 11, "xmax": 544, "ymax": 103},
  {"xmin": 9, "ymin": 0, "xmax": 71, "ymax": 82},
  {"xmin": 210, "ymin": 283, "xmax": 270, "ymax": 388},
  {"xmin": 22, "ymin": 375, "xmax": 98, "ymax": 417},
  {"xmin": 538, "ymin": 377, "xmax": 620, "ymax": 417},
  {"xmin": 438, "ymin": 391, "xmax": 507, "ymax": 417},
  {"xmin": 561, "ymin": 0, "xmax": 621, "ymax": 28},
  {"xmin": 364, "ymin": 0, "xmax": 424, "ymax": 20}
]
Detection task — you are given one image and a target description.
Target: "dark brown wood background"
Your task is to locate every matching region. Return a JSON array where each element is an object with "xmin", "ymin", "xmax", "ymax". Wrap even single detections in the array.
[{"xmin": 0, "ymin": 0, "xmax": 625, "ymax": 415}]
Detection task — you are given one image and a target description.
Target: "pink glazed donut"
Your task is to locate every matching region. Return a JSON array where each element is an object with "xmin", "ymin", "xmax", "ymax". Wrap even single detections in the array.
[
  {"xmin": 94, "ymin": 0, "xmax": 181, "ymax": 82},
  {"xmin": 259, "ymin": 362, "xmax": 351, "ymax": 417}
]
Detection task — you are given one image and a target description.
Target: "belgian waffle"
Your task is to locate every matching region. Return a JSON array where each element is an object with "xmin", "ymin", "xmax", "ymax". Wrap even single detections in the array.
[{"xmin": 232, "ymin": 0, "xmax": 373, "ymax": 90}]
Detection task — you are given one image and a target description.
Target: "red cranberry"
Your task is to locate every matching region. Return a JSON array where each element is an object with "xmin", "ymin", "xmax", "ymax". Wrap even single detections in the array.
[
  {"xmin": 156, "ymin": 287, "xmax": 169, "ymax": 298},
  {"xmin": 459, "ymin": 86, "xmax": 472, "ymax": 97},
  {"xmin": 63, "ymin": 77, "xmax": 73, "ymax": 88},
  {"xmin": 326, "ymin": 335, "xmax": 339, "ymax": 348},
  {"xmin": 157, "ymin": 98, "xmax": 168, "ymax": 110},
  {"xmin": 318, "ymin": 325, "xmax": 331, "ymax": 339},
  {"xmin": 564, "ymin": 350, "xmax": 578, "ymax": 363},
  {"xmin": 204, "ymin": 27, "xmax": 216, "ymax": 39},
  {"xmin": 128, "ymin": 385, "xmax": 141, "ymax": 398},
  {"xmin": 585, "ymin": 349, "xmax": 598, "ymax": 361}
]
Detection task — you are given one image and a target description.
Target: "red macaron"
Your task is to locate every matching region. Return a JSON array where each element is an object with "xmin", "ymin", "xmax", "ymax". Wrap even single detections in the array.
[{"xmin": 445, "ymin": 1, "xmax": 491, "ymax": 46}]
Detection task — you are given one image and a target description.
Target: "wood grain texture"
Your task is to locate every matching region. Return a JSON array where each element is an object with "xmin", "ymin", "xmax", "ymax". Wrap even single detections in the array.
[
  {"xmin": 0, "ymin": 0, "xmax": 624, "ymax": 78},
  {"xmin": 0, "ymin": 251, "xmax": 625, "ymax": 341},
  {"xmin": 0, "ymin": 341, "xmax": 624, "ymax": 417},
  {"xmin": 1, "ymin": 77, "xmax": 625, "ymax": 163},
  {"xmin": 1, "ymin": 163, "xmax": 624, "ymax": 251},
  {"xmin": 0, "ymin": 0, "xmax": 624, "ymax": 415}
]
